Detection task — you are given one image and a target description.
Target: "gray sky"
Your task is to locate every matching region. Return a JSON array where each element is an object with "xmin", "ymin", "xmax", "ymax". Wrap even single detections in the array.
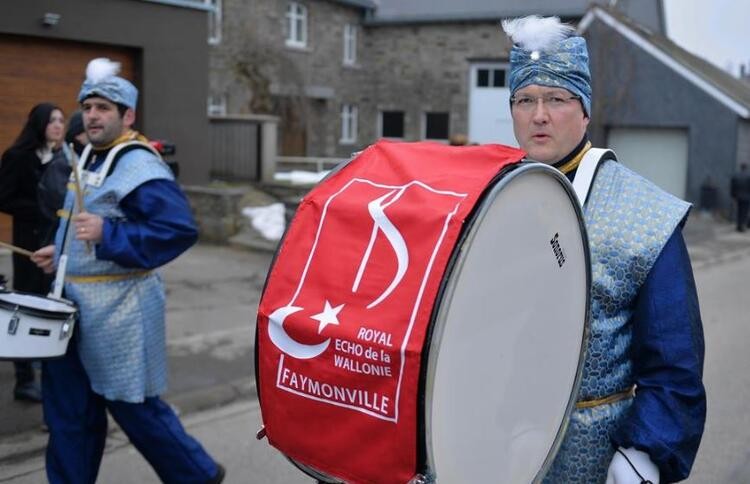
[{"xmin": 664, "ymin": 0, "xmax": 749, "ymax": 76}]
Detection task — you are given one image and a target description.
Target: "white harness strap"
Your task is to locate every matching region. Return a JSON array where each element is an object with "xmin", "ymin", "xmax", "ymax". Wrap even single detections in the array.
[
  {"xmin": 572, "ymin": 148, "xmax": 617, "ymax": 207},
  {"xmin": 79, "ymin": 141, "xmax": 161, "ymax": 188}
]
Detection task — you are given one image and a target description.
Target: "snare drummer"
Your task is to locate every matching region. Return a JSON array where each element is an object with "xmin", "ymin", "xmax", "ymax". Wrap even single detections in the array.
[
  {"xmin": 31, "ymin": 58, "xmax": 225, "ymax": 484},
  {"xmin": 502, "ymin": 16, "xmax": 706, "ymax": 483}
]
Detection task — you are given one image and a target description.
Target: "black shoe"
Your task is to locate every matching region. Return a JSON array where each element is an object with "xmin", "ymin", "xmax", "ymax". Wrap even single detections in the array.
[
  {"xmin": 208, "ymin": 463, "xmax": 225, "ymax": 484},
  {"xmin": 14, "ymin": 381, "xmax": 42, "ymax": 403}
]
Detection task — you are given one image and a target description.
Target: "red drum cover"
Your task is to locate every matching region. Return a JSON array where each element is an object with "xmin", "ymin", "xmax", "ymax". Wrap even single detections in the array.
[{"xmin": 256, "ymin": 140, "xmax": 525, "ymax": 484}]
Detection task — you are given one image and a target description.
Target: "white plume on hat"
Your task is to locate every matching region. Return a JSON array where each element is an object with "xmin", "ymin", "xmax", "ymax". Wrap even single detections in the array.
[
  {"xmin": 85, "ymin": 57, "xmax": 121, "ymax": 83},
  {"xmin": 501, "ymin": 16, "xmax": 575, "ymax": 52}
]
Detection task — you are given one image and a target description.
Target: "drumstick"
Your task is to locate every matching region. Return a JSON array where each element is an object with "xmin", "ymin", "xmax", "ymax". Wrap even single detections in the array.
[
  {"xmin": 0, "ymin": 240, "xmax": 33, "ymax": 258},
  {"xmin": 69, "ymin": 144, "xmax": 86, "ymax": 213},
  {"xmin": 69, "ymin": 144, "xmax": 92, "ymax": 253}
]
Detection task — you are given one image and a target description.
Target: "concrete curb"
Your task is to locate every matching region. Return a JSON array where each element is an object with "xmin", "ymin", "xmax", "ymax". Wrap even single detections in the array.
[{"xmin": 0, "ymin": 377, "xmax": 257, "ymax": 472}]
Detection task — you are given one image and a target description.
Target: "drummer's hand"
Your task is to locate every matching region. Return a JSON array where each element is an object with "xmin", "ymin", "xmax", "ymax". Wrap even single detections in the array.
[
  {"xmin": 31, "ymin": 245, "xmax": 57, "ymax": 274},
  {"xmin": 73, "ymin": 212, "xmax": 104, "ymax": 243},
  {"xmin": 606, "ymin": 447, "xmax": 659, "ymax": 484}
]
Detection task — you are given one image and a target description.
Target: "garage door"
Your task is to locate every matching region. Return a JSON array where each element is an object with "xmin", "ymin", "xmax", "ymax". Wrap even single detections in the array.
[
  {"xmin": 0, "ymin": 33, "xmax": 137, "ymax": 152},
  {"xmin": 607, "ymin": 127, "xmax": 689, "ymax": 199},
  {"xmin": 0, "ymin": 34, "xmax": 137, "ymax": 241},
  {"xmin": 468, "ymin": 63, "xmax": 517, "ymax": 146}
]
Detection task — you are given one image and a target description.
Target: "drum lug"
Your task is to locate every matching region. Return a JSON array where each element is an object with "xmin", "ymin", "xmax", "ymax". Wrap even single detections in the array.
[
  {"xmin": 60, "ymin": 314, "xmax": 75, "ymax": 340},
  {"xmin": 256, "ymin": 426, "xmax": 267, "ymax": 440},
  {"xmin": 7, "ymin": 306, "xmax": 20, "ymax": 335}
]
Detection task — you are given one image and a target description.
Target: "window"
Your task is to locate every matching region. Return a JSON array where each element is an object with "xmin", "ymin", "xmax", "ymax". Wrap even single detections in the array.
[
  {"xmin": 343, "ymin": 24, "xmax": 357, "ymax": 65},
  {"xmin": 381, "ymin": 111, "xmax": 405, "ymax": 138},
  {"xmin": 476, "ymin": 68, "xmax": 506, "ymax": 87},
  {"xmin": 206, "ymin": 0, "xmax": 222, "ymax": 45},
  {"xmin": 340, "ymin": 104, "xmax": 358, "ymax": 144},
  {"xmin": 424, "ymin": 112, "xmax": 450, "ymax": 140},
  {"xmin": 207, "ymin": 94, "xmax": 226, "ymax": 116},
  {"xmin": 285, "ymin": 2, "xmax": 308, "ymax": 48}
]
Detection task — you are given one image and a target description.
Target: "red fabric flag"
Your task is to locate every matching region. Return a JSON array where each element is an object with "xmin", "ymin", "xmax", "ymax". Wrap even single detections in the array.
[{"xmin": 257, "ymin": 140, "xmax": 525, "ymax": 484}]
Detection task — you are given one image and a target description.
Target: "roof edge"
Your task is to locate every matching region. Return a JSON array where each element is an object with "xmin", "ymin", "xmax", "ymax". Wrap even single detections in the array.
[
  {"xmin": 580, "ymin": 6, "xmax": 750, "ymax": 119},
  {"xmin": 365, "ymin": 12, "xmax": 581, "ymax": 27},
  {"xmin": 136, "ymin": 0, "xmax": 213, "ymax": 12}
]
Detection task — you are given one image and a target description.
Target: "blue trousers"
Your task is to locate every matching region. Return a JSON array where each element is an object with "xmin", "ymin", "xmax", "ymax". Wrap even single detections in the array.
[{"xmin": 42, "ymin": 336, "xmax": 219, "ymax": 484}]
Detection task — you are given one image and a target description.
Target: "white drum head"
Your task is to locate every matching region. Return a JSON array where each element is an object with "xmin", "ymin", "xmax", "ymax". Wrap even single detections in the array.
[
  {"xmin": 425, "ymin": 164, "xmax": 589, "ymax": 483},
  {"xmin": 0, "ymin": 292, "xmax": 77, "ymax": 315}
]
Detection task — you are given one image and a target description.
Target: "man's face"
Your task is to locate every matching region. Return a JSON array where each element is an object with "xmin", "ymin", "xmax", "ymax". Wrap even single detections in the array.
[
  {"xmin": 511, "ymin": 85, "xmax": 590, "ymax": 164},
  {"xmin": 81, "ymin": 97, "xmax": 133, "ymax": 147}
]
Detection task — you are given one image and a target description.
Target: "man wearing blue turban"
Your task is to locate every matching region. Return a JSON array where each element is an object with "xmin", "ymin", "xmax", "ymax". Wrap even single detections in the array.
[
  {"xmin": 503, "ymin": 16, "xmax": 706, "ymax": 484},
  {"xmin": 32, "ymin": 58, "xmax": 225, "ymax": 483}
]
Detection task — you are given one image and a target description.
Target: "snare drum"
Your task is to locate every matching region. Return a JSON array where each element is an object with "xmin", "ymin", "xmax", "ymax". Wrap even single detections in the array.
[
  {"xmin": 0, "ymin": 291, "xmax": 77, "ymax": 360},
  {"xmin": 256, "ymin": 141, "xmax": 589, "ymax": 484}
]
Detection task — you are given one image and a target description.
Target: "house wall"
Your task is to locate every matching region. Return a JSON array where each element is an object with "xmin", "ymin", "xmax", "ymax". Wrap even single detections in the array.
[
  {"xmin": 212, "ymin": 0, "xmax": 513, "ymax": 159},
  {"xmin": 737, "ymin": 121, "xmax": 750, "ymax": 170},
  {"xmin": 211, "ymin": 0, "xmax": 367, "ymax": 157},
  {"xmin": 361, "ymin": 22, "xmax": 509, "ymax": 149},
  {"xmin": 586, "ymin": 20, "xmax": 740, "ymax": 212},
  {"xmin": 0, "ymin": 0, "xmax": 210, "ymax": 183}
]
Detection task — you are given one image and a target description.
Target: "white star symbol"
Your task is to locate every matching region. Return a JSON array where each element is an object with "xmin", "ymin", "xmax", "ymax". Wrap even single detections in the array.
[{"xmin": 309, "ymin": 300, "xmax": 345, "ymax": 334}]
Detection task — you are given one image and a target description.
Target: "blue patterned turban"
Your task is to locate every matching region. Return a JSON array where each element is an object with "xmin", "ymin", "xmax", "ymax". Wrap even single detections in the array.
[
  {"xmin": 508, "ymin": 35, "xmax": 592, "ymax": 116},
  {"xmin": 78, "ymin": 58, "xmax": 138, "ymax": 110}
]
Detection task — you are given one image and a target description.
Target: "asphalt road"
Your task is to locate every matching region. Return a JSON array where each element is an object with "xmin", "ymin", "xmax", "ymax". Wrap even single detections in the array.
[{"xmin": 1, "ymin": 214, "xmax": 750, "ymax": 483}]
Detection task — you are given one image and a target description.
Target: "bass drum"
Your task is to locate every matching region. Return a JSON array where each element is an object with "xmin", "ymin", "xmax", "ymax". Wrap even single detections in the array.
[
  {"xmin": 422, "ymin": 162, "xmax": 590, "ymax": 483},
  {"xmin": 261, "ymin": 156, "xmax": 589, "ymax": 484}
]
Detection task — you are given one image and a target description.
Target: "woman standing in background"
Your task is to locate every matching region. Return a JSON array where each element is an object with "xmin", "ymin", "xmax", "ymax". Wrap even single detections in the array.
[{"xmin": 0, "ymin": 102, "xmax": 66, "ymax": 402}]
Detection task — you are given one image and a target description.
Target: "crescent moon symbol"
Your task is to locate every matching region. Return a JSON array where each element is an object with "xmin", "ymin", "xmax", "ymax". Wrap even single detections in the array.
[{"xmin": 268, "ymin": 305, "xmax": 330, "ymax": 359}]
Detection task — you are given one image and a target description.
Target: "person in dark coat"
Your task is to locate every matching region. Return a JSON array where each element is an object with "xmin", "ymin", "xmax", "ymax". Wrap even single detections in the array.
[
  {"xmin": 730, "ymin": 163, "xmax": 750, "ymax": 232},
  {"xmin": 0, "ymin": 102, "xmax": 66, "ymax": 402},
  {"xmin": 64, "ymin": 111, "xmax": 88, "ymax": 157}
]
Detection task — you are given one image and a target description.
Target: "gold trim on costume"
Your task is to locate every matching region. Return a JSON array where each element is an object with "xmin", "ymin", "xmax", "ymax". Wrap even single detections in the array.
[
  {"xmin": 91, "ymin": 130, "xmax": 149, "ymax": 152},
  {"xmin": 575, "ymin": 385, "xmax": 636, "ymax": 409},
  {"xmin": 559, "ymin": 141, "xmax": 592, "ymax": 175},
  {"xmin": 66, "ymin": 270, "xmax": 153, "ymax": 283}
]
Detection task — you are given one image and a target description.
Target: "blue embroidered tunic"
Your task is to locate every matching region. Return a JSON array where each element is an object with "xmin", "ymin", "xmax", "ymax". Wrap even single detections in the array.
[
  {"xmin": 55, "ymin": 145, "xmax": 197, "ymax": 402},
  {"xmin": 543, "ymin": 155, "xmax": 706, "ymax": 483}
]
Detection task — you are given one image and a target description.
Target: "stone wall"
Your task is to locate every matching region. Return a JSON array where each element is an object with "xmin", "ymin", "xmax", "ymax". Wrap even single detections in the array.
[{"xmin": 210, "ymin": 0, "xmax": 512, "ymax": 159}]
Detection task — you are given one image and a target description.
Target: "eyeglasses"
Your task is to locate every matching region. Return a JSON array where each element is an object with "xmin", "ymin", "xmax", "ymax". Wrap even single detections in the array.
[{"xmin": 510, "ymin": 94, "xmax": 582, "ymax": 111}]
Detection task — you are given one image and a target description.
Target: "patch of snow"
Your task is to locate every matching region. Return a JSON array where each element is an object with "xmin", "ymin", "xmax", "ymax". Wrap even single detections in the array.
[{"xmin": 241, "ymin": 203, "xmax": 286, "ymax": 241}]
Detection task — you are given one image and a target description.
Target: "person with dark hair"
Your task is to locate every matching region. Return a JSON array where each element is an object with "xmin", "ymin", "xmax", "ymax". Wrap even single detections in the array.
[
  {"xmin": 730, "ymin": 163, "xmax": 750, "ymax": 232},
  {"xmin": 32, "ymin": 58, "xmax": 224, "ymax": 484},
  {"xmin": 0, "ymin": 102, "xmax": 66, "ymax": 403},
  {"xmin": 65, "ymin": 111, "xmax": 88, "ymax": 156}
]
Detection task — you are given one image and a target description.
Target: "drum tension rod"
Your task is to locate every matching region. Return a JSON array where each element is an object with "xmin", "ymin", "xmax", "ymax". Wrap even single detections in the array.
[{"xmin": 7, "ymin": 306, "xmax": 20, "ymax": 335}]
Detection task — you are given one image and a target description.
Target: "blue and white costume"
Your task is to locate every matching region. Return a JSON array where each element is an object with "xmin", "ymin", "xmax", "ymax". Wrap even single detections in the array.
[
  {"xmin": 42, "ymin": 58, "xmax": 222, "ymax": 484},
  {"xmin": 502, "ymin": 17, "xmax": 706, "ymax": 483},
  {"xmin": 543, "ymin": 156, "xmax": 706, "ymax": 483},
  {"xmin": 56, "ymin": 145, "xmax": 175, "ymax": 402}
]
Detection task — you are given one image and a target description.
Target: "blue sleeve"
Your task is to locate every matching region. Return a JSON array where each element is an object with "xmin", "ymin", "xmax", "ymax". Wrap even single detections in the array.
[
  {"xmin": 96, "ymin": 179, "xmax": 198, "ymax": 269},
  {"xmin": 611, "ymin": 229, "xmax": 706, "ymax": 483}
]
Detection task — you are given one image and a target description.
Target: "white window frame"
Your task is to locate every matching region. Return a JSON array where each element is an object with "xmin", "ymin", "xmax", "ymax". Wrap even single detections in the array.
[
  {"xmin": 343, "ymin": 24, "xmax": 357, "ymax": 65},
  {"xmin": 285, "ymin": 2, "xmax": 308, "ymax": 48},
  {"xmin": 207, "ymin": 94, "xmax": 227, "ymax": 116},
  {"xmin": 340, "ymin": 104, "xmax": 358, "ymax": 144},
  {"xmin": 206, "ymin": 0, "xmax": 222, "ymax": 45}
]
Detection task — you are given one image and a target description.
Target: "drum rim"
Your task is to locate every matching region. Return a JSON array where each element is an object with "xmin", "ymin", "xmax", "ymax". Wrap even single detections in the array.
[
  {"xmin": 420, "ymin": 161, "xmax": 592, "ymax": 483},
  {"xmin": 0, "ymin": 290, "xmax": 78, "ymax": 318}
]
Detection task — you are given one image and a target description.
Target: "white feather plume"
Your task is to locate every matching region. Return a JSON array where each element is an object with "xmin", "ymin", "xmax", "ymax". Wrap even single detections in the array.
[
  {"xmin": 85, "ymin": 57, "xmax": 121, "ymax": 83},
  {"xmin": 502, "ymin": 16, "xmax": 575, "ymax": 52}
]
